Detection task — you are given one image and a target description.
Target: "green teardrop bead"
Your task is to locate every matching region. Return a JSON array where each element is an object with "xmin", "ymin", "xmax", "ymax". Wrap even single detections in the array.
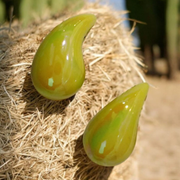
[
  {"xmin": 31, "ymin": 14, "xmax": 96, "ymax": 100},
  {"xmin": 83, "ymin": 82, "xmax": 149, "ymax": 166}
]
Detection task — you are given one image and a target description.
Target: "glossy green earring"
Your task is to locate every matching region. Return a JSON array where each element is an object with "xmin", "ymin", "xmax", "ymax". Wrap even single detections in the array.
[
  {"xmin": 83, "ymin": 82, "xmax": 149, "ymax": 166},
  {"xmin": 31, "ymin": 14, "xmax": 96, "ymax": 100}
]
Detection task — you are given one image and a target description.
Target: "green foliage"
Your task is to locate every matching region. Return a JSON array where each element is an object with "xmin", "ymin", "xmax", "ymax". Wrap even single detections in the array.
[
  {"xmin": 0, "ymin": 0, "xmax": 5, "ymax": 24},
  {"xmin": 50, "ymin": 0, "xmax": 67, "ymax": 14},
  {"xmin": 166, "ymin": 0, "xmax": 179, "ymax": 75},
  {"xmin": 0, "ymin": 0, "xmax": 84, "ymax": 26},
  {"xmin": 67, "ymin": 0, "xmax": 84, "ymax": 11},
  {"xmin": 20, "ymin": 0, "xmax": 33, "ymax": 26},
  {"xmin": 32, "ymin": 0, "xmax": 49, "ymax": 17}
]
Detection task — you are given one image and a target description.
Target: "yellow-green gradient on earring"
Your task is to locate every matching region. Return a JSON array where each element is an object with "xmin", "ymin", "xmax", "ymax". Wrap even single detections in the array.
[
  {"xmin": 83, "ymin": 83, "xmax": 149, "ymax": 166},
  {"xmin": 31, "ymin": 14, "xmax": 96, "ymax": 100}
]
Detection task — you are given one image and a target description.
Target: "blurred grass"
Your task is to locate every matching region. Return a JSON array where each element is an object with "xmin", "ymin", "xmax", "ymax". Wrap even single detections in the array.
[
  {"xmin": 0, "ymin": 0, "xmax": 5, "ymax": 24},
  {"xmin": 0, "ymin": 0, "xmax": 84, "ymax": 26},
  {"xmin": 166, "ymin": 0, "xmax": 179, "ymax": 76}
]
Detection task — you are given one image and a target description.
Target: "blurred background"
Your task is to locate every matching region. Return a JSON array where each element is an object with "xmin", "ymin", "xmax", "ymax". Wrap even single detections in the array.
[
  {"xmin": 0, "ymin": 0, "xmax": 180, "ymax": 79},
  {"xmin": 0, "ymin": 0, "xmax": 180, "ymax": 180}
]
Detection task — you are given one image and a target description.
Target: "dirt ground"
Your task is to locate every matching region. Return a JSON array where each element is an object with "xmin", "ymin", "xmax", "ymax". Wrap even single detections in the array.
[{"xmin": 138, "ymin": 74, "xmax": 180, "ymax": 180}]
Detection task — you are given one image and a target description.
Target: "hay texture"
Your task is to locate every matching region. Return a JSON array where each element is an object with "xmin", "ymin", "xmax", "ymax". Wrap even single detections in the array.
[{"xmin": 0, "ymin": 2, "xmax": 144, "ymax": 180}]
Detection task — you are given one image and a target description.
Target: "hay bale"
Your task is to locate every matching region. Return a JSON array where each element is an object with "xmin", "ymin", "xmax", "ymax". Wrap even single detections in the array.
[{"xmin": 0, "ymin": 3, "xmax": 144, "ymax": 180}]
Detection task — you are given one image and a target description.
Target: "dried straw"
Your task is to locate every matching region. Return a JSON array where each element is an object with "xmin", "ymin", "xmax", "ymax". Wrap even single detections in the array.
[{"xmin": 0, "ymin": 2, "xmax": 145, "ymax": 180}]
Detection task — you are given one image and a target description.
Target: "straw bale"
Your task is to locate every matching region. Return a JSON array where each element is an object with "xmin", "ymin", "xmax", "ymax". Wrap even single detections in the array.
[{"xmin": 0, "ymin": 2, "xmax": 145, "ymax": 180}]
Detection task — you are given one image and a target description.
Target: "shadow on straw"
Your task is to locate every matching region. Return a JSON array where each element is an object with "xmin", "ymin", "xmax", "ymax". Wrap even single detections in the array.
[{"xmin": 73, "ymin": 135, "xmax": 113, "ymax": 180}]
